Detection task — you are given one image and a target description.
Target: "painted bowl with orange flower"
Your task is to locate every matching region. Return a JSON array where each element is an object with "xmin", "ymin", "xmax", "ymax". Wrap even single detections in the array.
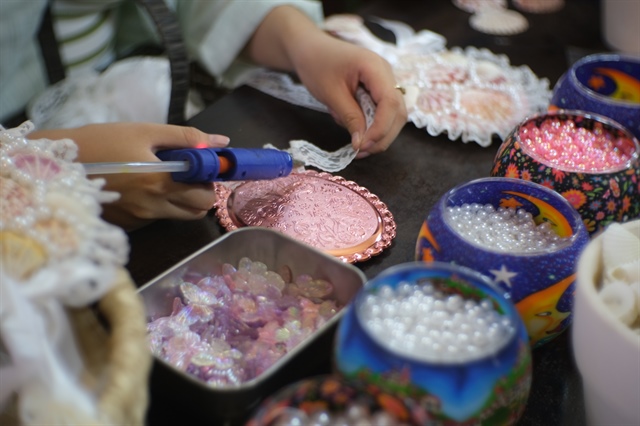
[
  {"xmin": 490, "ymin": 110, "xmax": 640, "ymax": 235},
  {"xmin": 415, "ymin": 178, "xmax": 590, "ymax": 348},
  {"xmin": 334, "ymin": 262, "xmax": 532, "ymax": 425}
]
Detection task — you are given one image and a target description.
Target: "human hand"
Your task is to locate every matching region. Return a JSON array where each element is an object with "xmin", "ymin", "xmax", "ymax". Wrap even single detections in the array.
[
  {"xmin": 291, "ymin": 34, "xmax": 407, "ymax": 158},
  {"xmin": 245, "ymin": 6, "xmax": 407, "ymax": 158},
  {"xmin": 28, "ymin": 122, "xmax": 230, "ymax": 231}
]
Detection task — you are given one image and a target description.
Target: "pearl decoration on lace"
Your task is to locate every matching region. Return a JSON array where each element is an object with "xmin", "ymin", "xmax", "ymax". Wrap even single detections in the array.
[
  {"xmin": 444, "ymin": 203, "xmax": 570, "ymax": 252},
  {"xmin": 1, "ymin": 121, "xmax": 128, "ymax": 278},
  {"xmin": 358, "ymin": 281, "xmax": 515, "ymax": 363}
]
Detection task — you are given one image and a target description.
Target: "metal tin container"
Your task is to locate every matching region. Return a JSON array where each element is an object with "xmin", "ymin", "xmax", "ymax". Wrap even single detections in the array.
[{"xmin": 138, "ymin": 227, "xmax": 367, "ymax": 425}]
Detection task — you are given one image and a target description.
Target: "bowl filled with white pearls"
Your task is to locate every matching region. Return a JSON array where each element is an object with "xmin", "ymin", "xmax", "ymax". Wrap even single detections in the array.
[
  {"xmin": 572, "ymin": 219, "xmax": 640, "ymax": 426},
  {"xmin": 415, "ymin": 177, "xmax": 590, "ymax": 348},
  {"xmin": 334, "ymin": 262, "xmax": 532, "ymax": 425}
]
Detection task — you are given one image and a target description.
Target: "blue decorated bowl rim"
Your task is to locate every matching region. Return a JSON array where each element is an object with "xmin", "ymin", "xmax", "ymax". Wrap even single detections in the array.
[
  {"xmin": 353, "ymin": 261, "xmax": 524, "ymax": 365},
  {"xmin": 434, "ymin": 176, "xmax": 589, "ymax": 255},
  {"xmin": 568, "ymin": 53, "xmax": 640, "ymax": 108}
]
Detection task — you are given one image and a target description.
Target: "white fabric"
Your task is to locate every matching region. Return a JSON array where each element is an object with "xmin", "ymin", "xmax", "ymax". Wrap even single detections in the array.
[
  {"xmin": 0, "ymin": 122, "xmax": 130, "ymax": 423},
  {"xmin": 0, "ymin": 0, "xmax": 323, "ymax": 125}
]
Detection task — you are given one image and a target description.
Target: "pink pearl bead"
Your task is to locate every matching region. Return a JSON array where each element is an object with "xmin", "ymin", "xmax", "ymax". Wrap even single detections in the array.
[{"xmin": 519, "ymin": 118, "xmax": 636, "ymax": 172}]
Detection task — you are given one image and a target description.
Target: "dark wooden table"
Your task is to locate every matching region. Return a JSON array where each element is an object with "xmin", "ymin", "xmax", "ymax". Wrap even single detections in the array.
[{"xmin": 129, "ymin": 1, "xmax": 607, "ymax": 424}]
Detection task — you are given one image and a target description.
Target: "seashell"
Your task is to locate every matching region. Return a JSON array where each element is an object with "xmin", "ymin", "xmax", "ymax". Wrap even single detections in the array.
[
  {"xmin": 417, "ymin": 89, "xmax": 454, "ymax": 114},
  {"xmin": 598, "ymin": 280, "xmax": 638, "ymax": 326},
  {"xmin": 437, "ymin": 50, "xmax": 470, "ymax": 68},
  {"xmin": 10, "ymin": 151, "xmax": 62, "ymax": 180},
  {"xmin": 469, "ymin": 8, "xmax": 529, "ymax": 36},
  {"xmin": 0, "ymin": 231, "xmax": 48, "ymax": 279},
  {"xmin": 453, "ymin": 0, "xmax": 507, "ymax": 13},
  {"xmin": 474, "ymin": 61, "xmax": 508, "ymax": 84},
  {"xmin": 33, "ymin": 218, "xmax": 79, "ymax": 258},
  {"xmin": 0, "ymin": 176, "xmax": 35, "ymax": 222},
  {"xmin": 459, "ymin": 89, "xmax": 515, "ymax": 123},
  {"xmin": 602, "ymin": 222, "xmax": 640, "ymax": 269}
]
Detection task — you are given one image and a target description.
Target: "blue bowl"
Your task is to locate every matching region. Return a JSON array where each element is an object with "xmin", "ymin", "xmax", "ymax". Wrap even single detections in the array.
[
  {"xmin": 334, "ymin": 262, "xmax": 532, "ymax": 425},
  {"xmin": 550, "ymin": 53, "xmax": 640, "ymax": 140},
  {"xmin": 415, "ymin": 177, "xmax": 590, "ymax": 348}
]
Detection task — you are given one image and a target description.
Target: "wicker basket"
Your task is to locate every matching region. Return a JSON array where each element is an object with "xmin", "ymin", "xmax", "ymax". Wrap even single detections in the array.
[{"xmin": 0, "ymin": 267, "xmax": 151, "ymax": 426}]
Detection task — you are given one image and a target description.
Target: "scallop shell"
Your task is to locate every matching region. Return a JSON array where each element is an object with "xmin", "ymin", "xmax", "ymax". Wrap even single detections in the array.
[
  {"xmin": 474, "ymin": 61, "xmax": 508, "ymax": 84},
  {"xmin": 459, "ymin": 89, "xmax": 516, "ymax": 125},
  {"xmin": 453, "ymin": 0, "xmax": 507, "ymax": 13},
  {"xmin": 33, "ymin": 218, "xmax": 79, "ymax": 258},
  {"xmin": 10, "ymin": 151, "xmax": 62, "ymax": 180},
  {"xmin": 601, "ymin": 222, "xmax": 640, "ymax": 269},
  {"xmin": 0, "ymin": 231, "xmax": 48, "ymax": 279},
  {"xmin": 469, "ymin": 8, "xmax": 529, "ymax": 36},
  {"xmin": 0, "ymin": 176, "xmax": 35, "ymax": 222}
]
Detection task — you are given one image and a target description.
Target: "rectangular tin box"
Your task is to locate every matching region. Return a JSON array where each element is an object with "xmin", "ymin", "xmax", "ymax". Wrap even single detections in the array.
[{"xmin": 138, "ymin": 227, "xmax": 366, "ymax": 425}]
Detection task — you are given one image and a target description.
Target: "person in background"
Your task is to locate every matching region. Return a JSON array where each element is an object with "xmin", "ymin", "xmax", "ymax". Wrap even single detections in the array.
[{"xmin": 1, "ymin": 0, "xmax": 407, "ymax": 231}]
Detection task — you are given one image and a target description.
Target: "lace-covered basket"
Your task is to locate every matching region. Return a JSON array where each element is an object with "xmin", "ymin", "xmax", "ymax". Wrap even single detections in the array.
[{"xmin": 0, "ymin": 122, "xmax": 151, "ymax": 425}]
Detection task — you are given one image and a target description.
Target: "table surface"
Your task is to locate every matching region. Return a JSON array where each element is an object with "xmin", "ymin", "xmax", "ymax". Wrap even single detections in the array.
[{"xmin": 128, "ymin": 1, "xmax": 607, "ymax": 424}]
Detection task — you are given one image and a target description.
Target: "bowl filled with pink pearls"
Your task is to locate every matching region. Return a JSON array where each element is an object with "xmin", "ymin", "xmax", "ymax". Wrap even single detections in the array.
[
  {"xmin": 415, "ymin": 177, "xmax": 590, "ymax": 348},
  {"xmin": 138, "ymin": 227, "xmax": 366, "ymax": 425},
  {"xmin": 490, "ymin": 110, "xmax": 640, "ymax": 235}
]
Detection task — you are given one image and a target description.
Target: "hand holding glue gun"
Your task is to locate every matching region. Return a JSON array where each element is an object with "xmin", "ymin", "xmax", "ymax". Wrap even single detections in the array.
[
  {"xmin": 83, "ymin": 147, "xmax": 294, "ymax": 183},
  {"xmin": 27, "ymin": 122, "xmax": 292, "ymax": 231}
]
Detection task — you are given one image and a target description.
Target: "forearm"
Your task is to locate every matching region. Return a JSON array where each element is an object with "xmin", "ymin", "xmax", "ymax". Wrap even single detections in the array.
[{"xmin": 243, "ymin": 5, "xmax": 329, "ymax": 73}]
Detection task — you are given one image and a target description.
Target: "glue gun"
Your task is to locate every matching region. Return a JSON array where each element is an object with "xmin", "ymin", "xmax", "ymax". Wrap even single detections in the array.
[{"xmin": 83, "ymin": 147, "xmax": 294, "ymax": 183}]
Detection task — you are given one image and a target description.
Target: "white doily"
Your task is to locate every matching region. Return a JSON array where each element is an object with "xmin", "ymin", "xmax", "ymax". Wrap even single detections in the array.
[
  {"xmin": 246, "ymin": 15, "xmax": 552, "ymax": 147},
  {"xmin": 0, "ymin": 122, "xmax": 129, "ymax": 422}
]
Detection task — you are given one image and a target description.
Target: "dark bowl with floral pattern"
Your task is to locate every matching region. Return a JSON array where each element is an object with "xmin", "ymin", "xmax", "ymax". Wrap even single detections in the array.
[{"xmin": 490, "ymin": 110, "xmax": 640, "ymax": 235}]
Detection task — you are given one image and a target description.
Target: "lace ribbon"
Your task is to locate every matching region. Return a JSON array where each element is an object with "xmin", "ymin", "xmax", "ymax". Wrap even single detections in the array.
[{"xmin": 252, "ymin": 77, "xmax": 377, "ymax": 173}]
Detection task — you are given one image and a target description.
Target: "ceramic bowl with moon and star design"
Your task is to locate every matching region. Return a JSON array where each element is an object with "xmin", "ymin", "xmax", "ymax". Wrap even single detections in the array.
[
  {"xmin": 334, "ymin": 262, "xmax": 532, "ymax": 425},
  {"xmin": 415, "ymin": 177, "xmax": 590, "ymax": 348},
  {"xmin": 550, "ymin": 53, "xmax": 640, "ymax": 140}
]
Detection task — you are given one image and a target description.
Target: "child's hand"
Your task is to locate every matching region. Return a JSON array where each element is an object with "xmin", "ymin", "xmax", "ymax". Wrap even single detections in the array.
[
  {"xmin": 245, "ymin": 6, "xmax": 407, "ymax": 158},
  {"xmin": 29, "ymin": 122, "xmax": 230, "ymax": 231}
]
